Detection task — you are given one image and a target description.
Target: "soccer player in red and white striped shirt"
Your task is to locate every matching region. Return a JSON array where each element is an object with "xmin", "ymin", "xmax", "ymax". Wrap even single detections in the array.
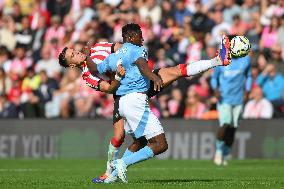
[{"xmin": 58, "ymin": 44, "xmax": 125, "ymax": 93}]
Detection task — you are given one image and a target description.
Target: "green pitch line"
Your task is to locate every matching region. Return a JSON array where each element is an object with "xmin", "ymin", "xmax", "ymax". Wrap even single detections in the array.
[{"xmin": 0, "ymin": 159, "xmax": 283, "ymax": 189}]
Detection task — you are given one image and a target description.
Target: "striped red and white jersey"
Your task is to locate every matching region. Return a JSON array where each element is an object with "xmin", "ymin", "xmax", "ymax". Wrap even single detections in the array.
[
  {"xmin": 90, "ymin": 42, "xmax": 114, "ymax": 81},
  {"xmin": 81, "ymin": 62, "xmax": 101, "ymax": 91},
  {"xmin": 80, "ymin": 42, "xmax": 113, "ymax": 91}
]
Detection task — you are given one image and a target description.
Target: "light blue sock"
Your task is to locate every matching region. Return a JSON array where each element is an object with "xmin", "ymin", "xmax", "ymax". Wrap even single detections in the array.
[
  {"xmin": 223, "ymin": 145, "xmax": 231, "ymax": 157},
  {"xmin": 216, "ymin": 140, "xmax": 224, "ymax": 154},
  {"xmin": 122, "ymin": 146, "xmax": 154, "ymax": 167},
  {"xmin": 122, "ymin": 148, "xmax": 134, "ymax": 158}
]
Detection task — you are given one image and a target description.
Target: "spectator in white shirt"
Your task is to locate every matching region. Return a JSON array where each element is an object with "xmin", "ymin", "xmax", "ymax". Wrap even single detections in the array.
[{"xmin": 243, "ymin": 86, "xmax": 273, "ymax": 119}]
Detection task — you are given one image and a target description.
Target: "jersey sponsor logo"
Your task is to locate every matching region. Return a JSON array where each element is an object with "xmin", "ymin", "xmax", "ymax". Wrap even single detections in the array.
[{"xmin": 224, "ymin": 70, "xmax": 243, "ymax": 77}]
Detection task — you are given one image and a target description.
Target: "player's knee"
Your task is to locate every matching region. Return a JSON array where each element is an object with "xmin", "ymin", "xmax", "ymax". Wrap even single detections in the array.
[
  {"xmin": 155, "ymin": 138, "xmax": 168, "ymax": 155},
  {"xmin": 217, "ymin": 124, "xmax": 229, "ymax": 140}
]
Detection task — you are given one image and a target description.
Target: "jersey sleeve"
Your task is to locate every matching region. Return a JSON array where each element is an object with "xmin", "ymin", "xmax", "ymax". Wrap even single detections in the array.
[
  {"xmin": 97, "ymin": 55, "xmax": 111, "ymax": 74},
  {"xmin": 133, "ymin": 47, "xmax": 148, "ymax": 63},
  {"xmin": 81, "ymin": 64, "xmax": 101, "ymax": 91}
]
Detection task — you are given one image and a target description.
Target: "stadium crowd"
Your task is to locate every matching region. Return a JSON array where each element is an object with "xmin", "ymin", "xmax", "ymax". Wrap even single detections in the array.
[{"xmin": 0, "ymin": 0, "xmax": 284, "ymax": 119}]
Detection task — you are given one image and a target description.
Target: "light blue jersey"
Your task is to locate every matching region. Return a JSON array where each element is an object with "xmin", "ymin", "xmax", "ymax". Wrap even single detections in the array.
[
  {"xmin": 97, "ymin": 43, "xmax": 150, "ymax": 96},
  {"xmin": 210, "ymin": 55, "xmax": 252, "ymax": 105}
]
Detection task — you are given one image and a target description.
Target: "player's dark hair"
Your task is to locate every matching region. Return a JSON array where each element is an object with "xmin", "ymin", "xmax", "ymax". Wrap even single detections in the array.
[
  {"xmin": 122, "ymin": 23, "xmax": 141, "ymax": 40},
  {"xmin": 58, "ymin": 47, "xmax": 68, "ymax": 68}
]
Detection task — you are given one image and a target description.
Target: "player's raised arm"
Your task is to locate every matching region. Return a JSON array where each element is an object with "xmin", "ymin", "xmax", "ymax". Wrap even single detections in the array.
[{"xmin": 135, "ymin": 57, "xmax": 163, "ymax": 91}]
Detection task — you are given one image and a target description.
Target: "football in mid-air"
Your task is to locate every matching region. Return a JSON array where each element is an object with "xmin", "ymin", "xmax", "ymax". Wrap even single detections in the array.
[{"xmin": 230, "ymin": 36, "xmax": 251, "ymax": 58}]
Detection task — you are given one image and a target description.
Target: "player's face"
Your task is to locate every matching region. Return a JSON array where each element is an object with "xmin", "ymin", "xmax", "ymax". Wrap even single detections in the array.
[
  {"xmin": 130, "ymin": 31, "xmax": 144, "ymax": 46},
  {"xmin": 65, "ymin": 48, "xmax": 86, "ymax": 68}
]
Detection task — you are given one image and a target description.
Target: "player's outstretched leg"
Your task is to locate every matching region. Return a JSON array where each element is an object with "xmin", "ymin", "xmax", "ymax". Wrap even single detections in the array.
[
  {"xmin": 112, "ymin": 133, "xmax": 168, "ymax": 183},
  {"xmin": 156, "ymin": 35, "xmax": 232, "ymax": 88}
]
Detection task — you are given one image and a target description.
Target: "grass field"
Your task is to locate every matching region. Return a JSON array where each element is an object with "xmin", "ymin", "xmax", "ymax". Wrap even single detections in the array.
[{"xmin": 0, "ymin": 159, "xmax": 283, "ymax": 189}]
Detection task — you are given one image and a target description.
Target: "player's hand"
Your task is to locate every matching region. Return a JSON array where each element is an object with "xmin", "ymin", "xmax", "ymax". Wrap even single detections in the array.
[
  {"xmin": 152, "ymin": 75, "xmax": 163, "ymax": 91},
  {"xmin": 116, "ymin": 64, "xmax": 125, "ymax": 77}
]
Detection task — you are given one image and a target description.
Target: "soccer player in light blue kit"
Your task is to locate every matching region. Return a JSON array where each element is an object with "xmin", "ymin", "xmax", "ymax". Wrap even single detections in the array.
[
  {"xmin": 97, "ymin": 23, "xmax": 166, "ymax": 183},
  {"xmin": 97, "ymin": 23, "xmax": 232, "ymax": 182},
  {"xmin": 211, "ymin": 54, "xmax": 252, "ymax": 166}
]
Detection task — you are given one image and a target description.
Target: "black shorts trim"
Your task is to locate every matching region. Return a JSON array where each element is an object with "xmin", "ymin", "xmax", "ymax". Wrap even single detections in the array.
[
  {"xmin": 147, "ymin": 68, "xmax": 164, "ymax": 98},
  {"xmin": 113, "ymin": 96, "xmax": 122, "ymax": 124}
]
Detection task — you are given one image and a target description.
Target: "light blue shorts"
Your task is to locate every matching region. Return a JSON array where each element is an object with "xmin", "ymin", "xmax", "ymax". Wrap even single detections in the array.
[{"xmin": 217, "ymin": 103, "xmax": 243, "ymax": 128}]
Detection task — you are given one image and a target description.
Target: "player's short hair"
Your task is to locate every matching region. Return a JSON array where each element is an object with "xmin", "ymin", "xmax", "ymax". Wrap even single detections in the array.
[
  {"xmin": 58, "ymin": 47, "xmax": 68, "ymax": 68},
  {"xmin": 122, "ymin": 23, "xmax": 141, "ymax": 39}
]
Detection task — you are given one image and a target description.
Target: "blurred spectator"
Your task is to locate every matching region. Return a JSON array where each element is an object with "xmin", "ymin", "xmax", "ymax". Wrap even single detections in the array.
[
  {"xmin": 155, "ymin": 48, "xmax": 174, "ymax": 69},
  {"xmin": 29, "ymin": 1, "xmax": 50, "ymax": 30},
  {"xmin": 35, "ymin": 46, "xmax": 61, "ymax": 79},
  {"xmin": 0, "ymin": 94, "xmax": 18, "ymax": 118},
  {"xmin": 44, "ymin": 15, "xmax": 65, "ymax": 45},
  {"xmin": 15, "ymin": 16, "xmax": 33, "ymax": 50},
  {"xmin": 247, "ymin": 12, "xmax": 262, "ymax": 51},
  {"xmin": 7, "ymin": 79, "xmax": 22, "ymax": 107},
  {"xmin": 167, "ymin": 88, "xmax": 185, "ymax": 118},
  {"xmin": 0, "ymin": 15, "xmax": 17, "ymax": 51},
  {"xmin": 0, "ymin": 68, "xmax": 12, "ymax": 95},
  {"xmin": 184, "ymin": 86, "xmax": 206, "ymax": 119},
  {"xmin": 31, "ymin": 16, "xmax": 47, "ymax": 62},
  {"xmin": 69, "ymin": 0, "xmax": 95, "ymax": 32},
  {"xmin": 139, "ymin": 0, "xmax": 161, "ymax": 25},
  {"xmin": 278, "ymin": 14, "xmax": 284, "ymax": 47},
  {"xmin": 96, "ymin": 94, "xmax": 113, "ymax": 118},
  {"xmin": 257, "ymin": 64, "xmax": 284, "ymax": 117},
  {"xmin": 10, "ymin": 45, "xmax": 32, "ymax": 78},
  {"xmin": 243, "ymin": 86, "xmax": 273, "ymax": 119},
  {"xmin": 240, "ymin": 0, "xmax": 259, "ymax": 25},
  {"xmin": 0, "ymin": 46, "xmax": 12, "ymax": 73},
  {"xmin": 260, "ymin": 15, "xmax": 279, "ymax": 50},
  {"xmin": 230, "ymin": 14, "xmax": 247, "ymax": 36},
  {"xmin": 11, "ymin": 2, "xmax": 23, "ymax": 25},
  {"xmin": 161, "ymin": 0, "xmax": 174, "ymax": 26},
  {"xmin": 211, "ymin": 10, "xmax": 231, "ymax": 45},
  {"xmin": 46, "ymin": 0, "xmax": 71, "ymax": 19},
  {"xmin": 174, "ymin": 0, "xmax": 192, "ymax": 26},
  {"xmin": 269, "ymin": 44, "xmax": 284, "ymax": 75},
  {"xmin": 223, "ymin": 0, "xmax": 241, "ymax": 24}
]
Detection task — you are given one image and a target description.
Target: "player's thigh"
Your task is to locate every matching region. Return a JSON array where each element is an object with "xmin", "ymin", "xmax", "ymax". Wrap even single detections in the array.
[
  {"xmin": 143, "ymin": 111, "xmax": 164, "ymax": 140},
  {"xmin": 119, "ymin": 93, "xmax": 148, "ymax": 136},
  {"xmin": 147, "ymin": 67, "xmax": 181, "ymax": 98},
  {"xmin": 232, "ymin": 105, "xmax": 243, "ymax": 128},
  {"xmin": 217, "ymin": 103, "xmax": 233, "ymax": 126},
  {"xmin": 158, "ymin": 66, "xmax": 181, "ymax": 87},
  {"xmin": 119, "ymin": 93, "xmax": 164, "ymax": 139}
]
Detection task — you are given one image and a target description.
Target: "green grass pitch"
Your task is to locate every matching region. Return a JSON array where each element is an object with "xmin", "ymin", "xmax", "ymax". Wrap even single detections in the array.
[{"xmin": 0, "ymin": 159, "xmax": 283, "ymax": 189}]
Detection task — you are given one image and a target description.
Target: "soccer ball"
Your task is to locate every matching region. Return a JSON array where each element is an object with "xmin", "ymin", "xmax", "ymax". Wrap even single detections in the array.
[{"xmin": 230, "ymin": 36, "xmax": 251, "ymax": 58}]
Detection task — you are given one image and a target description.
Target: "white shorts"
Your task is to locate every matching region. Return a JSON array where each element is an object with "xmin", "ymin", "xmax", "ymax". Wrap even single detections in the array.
[{"xmin": 118, "ymin": 92, "xmax": 164, "ymax": 139}]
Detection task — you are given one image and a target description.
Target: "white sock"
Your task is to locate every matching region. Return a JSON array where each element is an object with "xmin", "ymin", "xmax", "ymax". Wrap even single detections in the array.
[
  {"xmin": 105, "ymin": 143, "xmax": 119, "ymax": 175},
  {"xmin": 186, "ymin": 57, "xmax": 222, "ymax": 76}
]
